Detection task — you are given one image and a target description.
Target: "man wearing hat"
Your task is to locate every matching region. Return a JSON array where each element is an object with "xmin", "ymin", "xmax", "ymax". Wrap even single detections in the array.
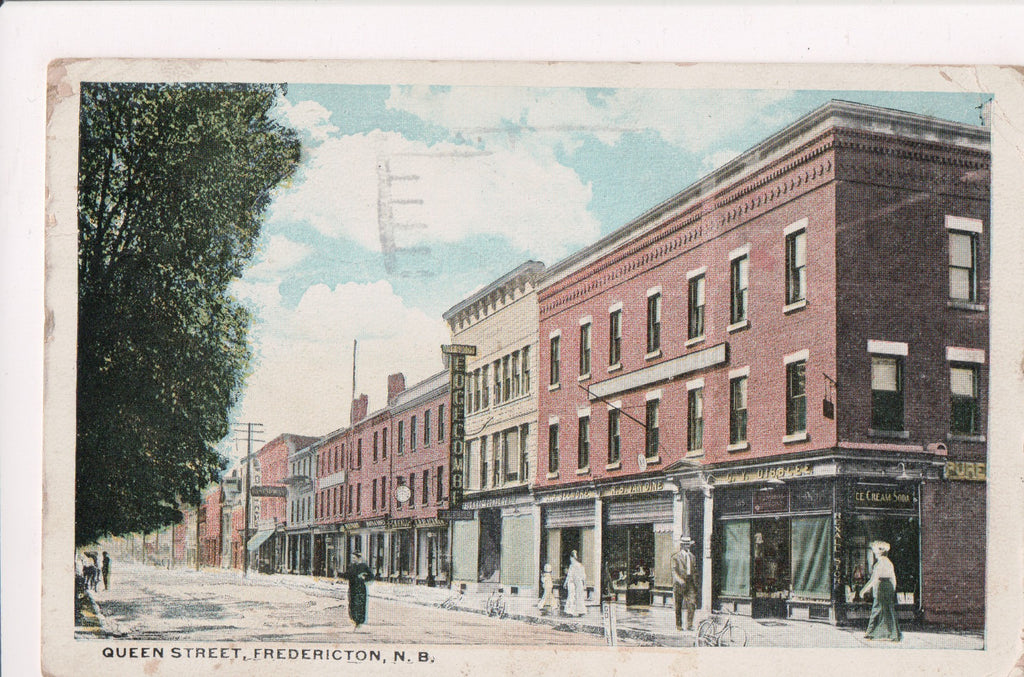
[{"xmin": 672, "ymin": 535, "xmax": 699, "ymax": 631}]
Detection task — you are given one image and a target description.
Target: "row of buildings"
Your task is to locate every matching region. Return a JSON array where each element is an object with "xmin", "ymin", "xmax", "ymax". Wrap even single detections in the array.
[{"xmin": 169, "ymin": 100, "xmax": 990, "ymax": 630}]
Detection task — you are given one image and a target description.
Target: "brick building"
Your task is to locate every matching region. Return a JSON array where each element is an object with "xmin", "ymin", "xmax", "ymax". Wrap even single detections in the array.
[
  {"xmin": 444, "ymin": 261, "xmax": 545, "ymax": 598},
  {"xmin": 283, "ymin": 439, "xmax": 318, "ymax": 574},
  {"xmin": 535, "ymin": 100, "xmax": 988, "ymax": 627}
]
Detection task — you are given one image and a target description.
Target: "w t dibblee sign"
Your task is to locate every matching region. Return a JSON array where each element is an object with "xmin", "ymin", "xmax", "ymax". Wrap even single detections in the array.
[{"xmin": 442, "ymin": 344, "xmax": 476, "ymax": 509}]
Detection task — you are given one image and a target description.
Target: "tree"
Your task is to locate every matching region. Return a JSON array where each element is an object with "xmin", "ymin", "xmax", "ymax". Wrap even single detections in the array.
[{"xmin": 76, "ymin": 83, "xmax": 301, "ymax": 546}]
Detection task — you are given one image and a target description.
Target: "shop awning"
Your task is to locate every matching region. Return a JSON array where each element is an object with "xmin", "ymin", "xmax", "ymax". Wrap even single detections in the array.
[{"xmin": 247, "ymin": 529, "xmax": 275, "ymax": 552}]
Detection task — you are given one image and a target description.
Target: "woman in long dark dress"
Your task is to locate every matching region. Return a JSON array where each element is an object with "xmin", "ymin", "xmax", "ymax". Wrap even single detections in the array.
[
  {"xmin": 860, "ymin": 540, "xmax": 902, "ymax": 641},
  {"xmin": 345, "ymin": 553, "xmax": 374, "ymax": 629}
]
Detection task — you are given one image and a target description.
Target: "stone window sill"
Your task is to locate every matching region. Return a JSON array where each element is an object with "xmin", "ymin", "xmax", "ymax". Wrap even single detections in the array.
[
  {"xmin": 548, "ymin": 383, "xmax": 561, "ymax": 392},
  {"xmin": 947, "ymin": 300, "xmax": 986, "ymax": 312},
  {"xmin": 546, "ymin": 471, "xmax": 559, "ymax": 480},
  {"xmin": 686, "ymin": 449, "xmax": 704, "ymax": 458},
  {"xmin": 575, "ymin": 467, "xmax": 591, "ymax": 476},
  {"xmin": 727, "ymin": 442, "xmax": 750, "ymax": 453},
  {"xmin": 644, "ymin": 455, "xmax": 661, "ymax": 466},
  {"xmin": 784, "ymin": 299, "xmax": 808, "ymax": 314},
  {"xmin": 608, "ymin": 363, "xmax": 623, "ymax": 373},
  {"xmin": 947, "ymin": 433, "xmax": 986, "ymax": 444},
  {"xmin": 605, "ymin": 461, "xmax": 622, "ymax": 471},
  {"xmin": 868, "ymin": 428, "xmax": 910, "ymax": 440},
  {"xmin": 728, "ymin": 319, "xmax": 750, "ymax": 333},
  {"xmin": 645, "ymin": 349, "xmax": 662, "ymax": 361},
  {"xmin": 578, "ymin": 373, "xmax": 591, "ymax": 382},
  {"xmin": 783, "ymin": 432, "xmax": 809, "ymax": 444},
  {"xmin": 685, "ymin": 336, "xmax": 706, "ymax": 348}
]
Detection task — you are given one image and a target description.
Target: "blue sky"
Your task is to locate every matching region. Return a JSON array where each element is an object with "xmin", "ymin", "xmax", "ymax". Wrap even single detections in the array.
[{"xmin": 226, "ymin": 84, "xmax": 989, "ymax": 450}]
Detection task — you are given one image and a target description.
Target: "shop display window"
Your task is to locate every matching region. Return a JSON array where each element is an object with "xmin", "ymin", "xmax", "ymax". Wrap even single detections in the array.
[{"xmin": 842, "ymin": 515, "xmax": 919, "ymax": 606}]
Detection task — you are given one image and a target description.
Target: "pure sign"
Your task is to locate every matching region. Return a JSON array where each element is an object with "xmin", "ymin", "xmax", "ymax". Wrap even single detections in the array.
[{"xmin": 442, "ymin": 344, "xmax": 476, "ymax": 509}]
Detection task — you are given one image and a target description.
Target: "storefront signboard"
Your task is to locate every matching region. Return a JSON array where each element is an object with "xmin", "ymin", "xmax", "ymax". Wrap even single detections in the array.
[
  {"xmin": 464, "ymin": 493, "xmax": 526, "ymax": 509},
  {"xmin": 944, "ymin": 461, "xmax": 986, "ymax": 482},
  {"xmin": 414, "ymin": 518, "xmax": 447, "ymax": 528},
  {"xmin": 715, "ymin": 464, "xmax": 813, "ymax": 485},
  {"xmin": 752, "ymin": 487, "xmax": 789, "ymax": 514},
  {"xmin": 536, "ymin": 487, "xmax": 597, "ymax": 504},
  {"xmin": 600, "ymin": 479, "xmax": 665, "ymax": 498},
  {"xmin": 362, "ymin": 518, "xmax": 387, "ymax": 529},
  {"xmin": 443, "ymin": 344, "xmax": 476, "ymax": 509},
  {"xmin": 438, "ymin": 509, "xmax": 475, "ymax": 521},
  {"xmin": 389, "ymin": 518, "xmax": 413, "ymax": 529},
  {"xmin": 849, "ymin": 483, "xmax": 917, "ymax": 510}
]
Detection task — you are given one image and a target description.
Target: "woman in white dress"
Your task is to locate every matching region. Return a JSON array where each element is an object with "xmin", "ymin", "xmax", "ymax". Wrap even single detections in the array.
[{"xmin": 563, "ymin": 551, "xmax": 587, "ymax": 617}]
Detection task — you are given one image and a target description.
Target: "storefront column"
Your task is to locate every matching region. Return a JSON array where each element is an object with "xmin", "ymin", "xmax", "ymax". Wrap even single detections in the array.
[
  {"xmin": 674, "ymin": 489, "xmax": 686, "ymax": 542},
  {"xmin": 701, "ymin": 488, "xmax": 714, "ymax": 614},
  {"xmin": 383, "ymin": 532, "xmax": 391, "ymax": 578},
  {"xmin": 593, "ymin": 497, "xmax": 603, "ymax": 600},
  {"xmin": 531, "ymin": 503, "xmax": 542, "ymax": 595}
]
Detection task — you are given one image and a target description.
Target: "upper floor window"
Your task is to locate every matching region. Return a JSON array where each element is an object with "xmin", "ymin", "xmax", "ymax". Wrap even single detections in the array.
[
  {"xmin": 479, "ymin": 437, "xmax": 489, "ymax": 489},
  {"xmin": 521, "ymin": 346, "xmax": 531, "ymax": 394},
  {"xmin": 512, "ymin": 351, "xmax": 521, "ymax": 397},
  {"xmin": 436, "ymin": 466, "xmax": 444, "ymax": 503},
  {"xmin": 687, "ymin": 385, "xmax": 704, "ymax": 453},
  {"xmin": 577, "ymin": 415, "xmax": 590, "ymax": 471},
  {"xmin": 550, "ymin": 335, "xmax": 561, "ymax": 386},
  {"xmin": 950, "ymin": 363, "xmax": 981, "ymax": 435},
  {"xmin": 785, "ymin": 224, "xmax": 807, "ymax": 305},
  {"xmin": 729, "ymin": 374, "xmax": 748, "ymax": 445},
  {"xmin": 397, "ymin": 421, "xmax": 405, "ymax": 454},
  {"xmin": 519, "ymin": 424, "xmax": 530, "ymax": 481},
  {"xmin": 503, "ymin": 356, "xmax": 512, "ymax": 400},
  {"xmin": 422, "ymin": 470, "xmax": 429, "ymax": 505},
  {"xmin": 424, "ymin": 410, "xmax": 432, "ymax": 446},
  {"xmin": 481, "ymin": 365, "xmax": 490, "ymax": 408},
  {"xmin": 730, "ymin": 253, "xmax": 749, "ymax": 325},
  {"xmin": 579, "ymin": 322, "xmax": 592, "ymax": 377},
  {"xmin": 503, "ymin": 427, "xmax": 520, "ymax": 483},
  {"xmin": 382, "ymin": 428, "xmax": 388, "ymax": 458},
  {"xmin": 609, "ymin": 308, "xmax": 622, "ymax": 366},
  {"xmin": 410, "ymin": 415, "xmax": 417, "ymax": 451},
  {"xmin": 373, "ymin": 431, "xmax": 379, "ymax": 463},
  {"xmin": 949, "ymin": 230, "xmax": 979, "ymax": 303},
  {"xmin": 356, "ymin": 438, "xmax": 362, "ymax": 468},
  {"xmin": 472, "ymin": 370, "xmax": 481, "ymax": 412},
  {"xmin": 491, "ymin": 432, "xmax": 502, "ymax": 487},
  {"xmin": 493, "ymin": 359, "xmax": 502, "ymax": 403},
  {"xmin": 871, "ymin": 354, "xmax": 904, "ymax": 432},
  {"xmin": 548, "ymin": 423, "xmax": 560, "ymax": 474},
  {"xmin": 688, "ymin": 272, "xmax": 706, "ymax": 341},
  {"xmin": 645, "ymin": 398, "xmax": 660, "ymax": 459},
  {"xmin": 438, "ymin": 405, "xmax": 445, "ymax": 441},
  {"xmin": 647, "ymin": 291, "xmax": 662, "ymax": 354},
  {"xmin": 608, "ymin": 408, "xmax": 621, "ymax": 465},
  {"xmin": 786, "ymin": 358, "xmax": 807, "ymax": 436}
]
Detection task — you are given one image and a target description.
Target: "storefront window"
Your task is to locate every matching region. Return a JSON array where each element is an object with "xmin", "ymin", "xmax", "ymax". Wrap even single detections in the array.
[
  {"xmin": 842, "ymin": 514, "xmax": 919, "ymax": 605},
  {"xmin": 721, "ymin": 520, "xmax": 751, "ymax": 597},
  {"xmin": 790, "ymin": 516, "xmax": 832, "ymax": 599}
]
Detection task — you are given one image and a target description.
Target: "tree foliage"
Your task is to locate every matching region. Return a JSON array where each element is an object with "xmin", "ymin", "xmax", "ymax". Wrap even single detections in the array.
[{"xmin": 76, "ymin": 83, "xmax": 301, "ymax": 546}]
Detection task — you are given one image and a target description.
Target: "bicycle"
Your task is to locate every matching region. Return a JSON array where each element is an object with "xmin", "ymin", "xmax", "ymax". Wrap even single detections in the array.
[
  {"xmin": 695, "ymin": 612, "xmax": 748, "ymax": 647},
  {"xmin": 440, "ymin": 591, "xmax": 464, "ymax": 609},
  {"xmin": 485, "ymin": 588, "xmax": 507, "ymax": 618}
]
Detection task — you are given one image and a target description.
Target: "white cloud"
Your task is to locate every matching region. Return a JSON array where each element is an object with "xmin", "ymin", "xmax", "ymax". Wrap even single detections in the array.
[
  {"xmin": 229, "ymin": 278, "xmax": 449, "ymax": 441},
  {"xmin": 386, "ymin": 86, "xmax": 793, "ymax": 153},
  {"xmin": 274, "ymin": 97, "xmax": 340, "ymax": 142},
  {"xmin": 246, "ymin": 235, "xmax": 313, "ymax": 281},
  {"xmin": 267, "ymin": 128, "xmax": 600, "ymax": 263}
]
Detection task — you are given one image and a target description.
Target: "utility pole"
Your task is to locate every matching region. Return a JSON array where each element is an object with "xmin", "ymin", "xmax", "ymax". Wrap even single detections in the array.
[{"xmin": 235, "ymin": 421, "xmax": 264, "ymax": 578}]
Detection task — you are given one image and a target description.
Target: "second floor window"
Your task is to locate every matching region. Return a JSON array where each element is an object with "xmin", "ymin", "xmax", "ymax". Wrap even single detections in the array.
[
  {"xmin": 438, "ymin": 405, "xmax": 445, "ymax": 441},
  {"xmin": 423, "ymin": 470, "xmax": 429, "ymax": 505},
  {"xmin": 645, "ymin": 399, "xmax": 660, "ymax": 459},
  {"xmin": 548, "ymin": 424, "xmax": 560, "ymax": 473},
  {"xmin": 373, "ymin": 431, "xmax": 379, "ymax": 462},
  {"xmin": 609, "ymin": 309, "xmax": 622, "ymax": 366},
  {"xmin": 949, "ymin": 230, "xmax": 979, "ymax": 302},
  {"xmin": 479, "ymin": 437, "xmax": 489, "ymax": 489},
  {"xmin": 688, "ymin": 274, "xmax": 706, "ymax": 340},
  {"xmin": 579, "ymin": 323, "xmax": 592, "ymax": 376},
  {"xmin": 785, "ymin": 228, "xmax": 807, "ymax": 305},
  {"xmin": 608, "ymin": 409, "xmax": 621, "ymax": 465},
  {"xmin": 950, "ymin": 364, "xmax": 981, "ymax": 434},
  {"xmin": 731, "ymin": 254, "xmax": 749, "ymax": 324},
  {"xmin": 436, "ymin": 466, "xmax": 444, "ymax": 503},
  {"xmin": 521, "ymin": 346, "xmax": 531, "ymax": 394},
  {"xmin": 688, "ymin": 387, "xmax": 704, "ymax": 452},
  {"xmin": 577, "ymin": 416, "xmax": 590, "ymax": 470},
  {"xmin": 871, "ymin": 356, "xmax": 904, "ymax": 432},
  {"xmin": 410, "ymin": 416, "xmax": 417, "ymax": 451},
  {"xmin": 786, "ymin": 360, "xmax": 807, "ymax": 436},
  {"xmin": 647, "ymin": 293, "xmax": 661, "ymax": 353},
  {"xmin": 424, "ymin": 410, "xmax": 432, "ymax": 446},
  {"xmin": 730, "ymin": 376, "xmax": 748, "ymax": 445},
  {"xmin": 397, "ymin": 421, "xmax": 405, "ymax": 453},
  {"xmin": 550, "ymin": 336, "xmax": 561, "ymax": 386},
  {"xmin": 481, "ymin": 365, "xmax": 489, "ymax": 408}
]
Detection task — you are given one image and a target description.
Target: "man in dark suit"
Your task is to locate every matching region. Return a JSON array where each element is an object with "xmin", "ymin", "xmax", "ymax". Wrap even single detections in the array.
[{"xmin": 672, "ymin": 536, "xmax": 699, "ymax": 631}]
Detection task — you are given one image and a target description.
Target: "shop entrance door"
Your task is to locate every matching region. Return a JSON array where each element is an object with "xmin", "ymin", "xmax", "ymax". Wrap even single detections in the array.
[
  {"xmin": 603, "ymin": 524, "xmax": 655, "ymax": 606},
  {"xmin": 751, "ymin": 517, "xmax": 790, "ymax": 618}
]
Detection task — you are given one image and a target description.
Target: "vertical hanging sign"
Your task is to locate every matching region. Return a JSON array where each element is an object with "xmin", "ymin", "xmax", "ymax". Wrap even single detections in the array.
[{"xmin": 442, "ymin": 344, "xmax": 476, "ymax": 509}]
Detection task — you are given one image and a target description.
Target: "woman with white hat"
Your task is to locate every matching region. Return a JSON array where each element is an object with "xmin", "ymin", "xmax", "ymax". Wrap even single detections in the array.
[{"xmin": 860, "ymin": 540, "xmax": 902, "ymax": 641}]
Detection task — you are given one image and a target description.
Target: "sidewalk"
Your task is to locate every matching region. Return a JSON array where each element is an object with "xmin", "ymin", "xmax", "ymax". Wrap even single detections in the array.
[{"xmin": 78, "ymin": 563, "xmax": 984, "ymax": 650}]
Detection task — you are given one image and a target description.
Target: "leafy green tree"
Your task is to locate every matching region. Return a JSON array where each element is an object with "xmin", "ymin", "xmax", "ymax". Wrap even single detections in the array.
[{"xmin": 76, "ymin": 83, "xmax": 301, "ymax": 546}]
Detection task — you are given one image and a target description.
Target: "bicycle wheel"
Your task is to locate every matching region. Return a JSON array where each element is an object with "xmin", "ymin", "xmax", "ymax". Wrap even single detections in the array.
[
  {"xmin": 695, "ymin": 619, "xmax": 717, "ymax": 647},
  {"xmin": 721, "ymin": 624, "xmax": 747, "ymax": 647}
]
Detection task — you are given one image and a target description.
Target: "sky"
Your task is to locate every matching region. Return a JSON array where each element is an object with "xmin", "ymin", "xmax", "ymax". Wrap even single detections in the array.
[{"xmin": 224, "ymin": 85, "xmax": 989, "ymax": 462}]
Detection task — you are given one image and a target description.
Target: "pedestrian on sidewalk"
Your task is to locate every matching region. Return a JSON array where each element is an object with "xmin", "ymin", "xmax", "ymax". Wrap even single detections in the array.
[
  {"xmin": 102, "ymin": 552, "xmax": 111, "ymax": 591},
  {"xmin": 860, "ymin": 541, "xmax": 902, "ymax": 641},
  {"xmin": 672, "ymin": 536, "xmax": 698, "ymax": 631},
  {"xmin": 563, "ymin": 551, "xmax": 587, "ymax": 617},
  {"xmin": 537, "ymin": 563, "xmax": 556, "ymax": 614},
  {"xmin": 345, "ymin": 553, "xmax": 374, "ymax": 630}
]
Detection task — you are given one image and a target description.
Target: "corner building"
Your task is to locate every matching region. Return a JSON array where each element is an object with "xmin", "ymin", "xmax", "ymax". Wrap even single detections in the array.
[
  {"xmin": 444, "ymin": 261, "xmax": 544, "ymax": 598},
  {"xmin": 536, "ymin": 100, "xmax": 988, "ymax": 628}
]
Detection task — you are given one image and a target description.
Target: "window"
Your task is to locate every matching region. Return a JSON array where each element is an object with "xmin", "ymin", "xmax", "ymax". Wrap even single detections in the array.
[
  {"xmin": 550, "ymin": 336, "xmax": 561, "ymax": 386},
  {"xmin": 519, "ymin": 424, "xmax": 529, "ymax": 480},
  {"xmin": 473, "ymin": 370, "xmax": 480, "ymax": 412},
  {"xmin": 492, "ymin": 432, "xmax": 501, "ymax": 487},
  {"xmin": 579, "ymin": 323, "xmax": 592, "ymax": 376},
  {"xmin": 422, "ymin": 470, "xmax": 429, "ymax": 505},
  {"xmin": 373, "ymin": 431, "xmax": 379, "ymax": 463},
  {"xmin": 436, "ymin": 466, "xmax": 444, "ymax": 503},
  {"xmin": 410, "ymin": 416, "xmax": 417, "ymax": 451},
  {"xmin": 493, "ymin": 359, "xmax": 502, "ymax": 403},
  {"xmin": 397, "ymin": 421, "xmax": 405, "ymax": 453},
  {"xmin": 871, "ymin": 356, "xmax": 904, "ymax": 431},
  {"xmin": 512, "ymin": 351, "xmax": 521, "ymax": 397},
  {"xmin": 951, "ymin": 364, "xmax": 981, "ymax": 434},
  {"xmin": 503, "ymin": 356, "xmax": 511, "ymax": 399},
  {"xmin": 481, "ymin": 365, "xmax": 489, "ymax": 408},
  {"xmin": 382, "ymin": 428, "xmax": 388, "ymax": 458},
  {"xmin": 521, "ymin": 346, "xmax": 531, "ymax": 393},
  {"xmin": 438, "ymin": 405, "xmax": 444, "ymax": 441},
  {"xmin": 688, "ymin": 274, "xmax": 706, "ymax": 340},
  {"xmin": 786, "ymin": 360, "xmax": 807, "ymax": 435},
  {"xmin": 408, "ymin": 474, "xmax": 415, "ymax": 507},
  {"xmin": 645, "ymin": 399, "xmax": 660, "ymax": 459},
  {"xmin": 577, "ymin": 416, "xmax": 590, "ymax": 470},
  {"xmin": 381, "ymin": 480, "xmax": 386, "ymax": 507},
  {"xmin": 479, "ymin": 436, "xmax": 489, "ymax": 489},
  {"xmin": 785, "ymin": 228, "xmax": 807, "ymax": 305},
  {"xmin": 609, "ymin": 309, "xmax": 622, "ymax": 366},
  {"xmin": 688, "ymin": 387, "xmax": 704, "ymax": 452},
  {"xmin": 372, "ymin": 479, "xmax": 377, "ymax": 511},
  {"xmin": 608, "ymin": 409, "xmax": 621, "ymax": 464},
  {"xmin": 357, "ymin": 439, "xmax": 362, "ymax": 467},
  {"xmin": 548, "ymin": 423, "xmax": 560, "ymax": 473},
  {"xmin": 647, "ymin": 293, "xmax": 661, "ymax": 353},
  {"xmin": 949, "ymin": 231, "xmax": 979, "ymax": 302},
  {"xmin": 356, "ymin": 483, "xmax": 361, "ymax": 514},
  {"xmin": 731, "ymin": 254, "xmax": 749, "ymax": 324},
  {"xmin": 730, "ymin": 376, "xmax": 748, "ymax": 445},
  {"xmin": 503, "ymin": 427, "xmax": 520, "ymax": 483}
]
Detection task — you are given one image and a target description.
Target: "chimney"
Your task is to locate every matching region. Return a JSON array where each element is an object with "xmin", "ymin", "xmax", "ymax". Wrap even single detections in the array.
[
  {"xmin": 387, "ymin": 373, "xmax": 406, "ymax": 405},
  {"xmin": 350, "ymin": 394, "xmax": 369, "ymax": 424}
]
